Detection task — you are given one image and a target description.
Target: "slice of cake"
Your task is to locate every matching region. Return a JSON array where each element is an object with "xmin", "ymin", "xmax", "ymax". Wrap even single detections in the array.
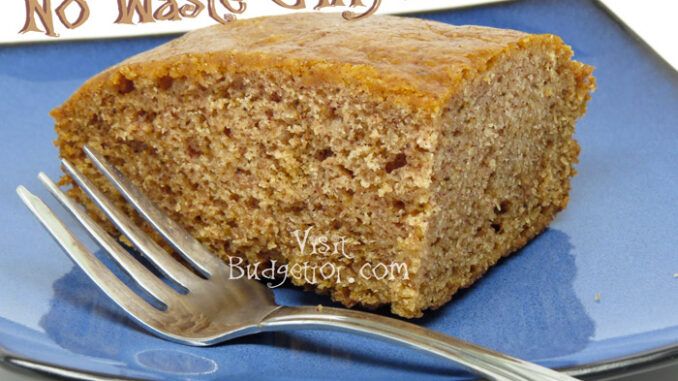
[{"xmin": 52, "ymin": 13, "xmax": 594, "ymax": 318}]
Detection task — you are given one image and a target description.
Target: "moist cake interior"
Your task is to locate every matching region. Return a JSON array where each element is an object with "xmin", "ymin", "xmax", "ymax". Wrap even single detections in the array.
[{"xmin": 421, "ymin": 42, "xmax": 588, "ymax": 312}]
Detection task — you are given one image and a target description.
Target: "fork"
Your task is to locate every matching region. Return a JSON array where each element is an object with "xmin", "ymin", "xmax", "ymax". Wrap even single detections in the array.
[{"xmin": 16, "ymin": 145, "xmax": 579, "ymax": 381}]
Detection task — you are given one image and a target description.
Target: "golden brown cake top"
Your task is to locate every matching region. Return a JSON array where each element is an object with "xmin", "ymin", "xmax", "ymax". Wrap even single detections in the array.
[{"xmin": 56, "ymin": 13, "xmax": 576, "ymax": 114}]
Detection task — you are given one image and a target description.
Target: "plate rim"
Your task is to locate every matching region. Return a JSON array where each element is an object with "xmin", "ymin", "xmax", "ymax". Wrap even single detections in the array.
[{"xmin": 3, "ymin": 340, "xmax": 678, "ymax": 380}]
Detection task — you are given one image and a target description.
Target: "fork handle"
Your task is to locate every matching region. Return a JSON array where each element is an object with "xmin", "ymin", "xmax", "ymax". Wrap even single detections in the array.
[{"xmin": 260, "ymin": 306, "xmax": 579, "ymax": 381}]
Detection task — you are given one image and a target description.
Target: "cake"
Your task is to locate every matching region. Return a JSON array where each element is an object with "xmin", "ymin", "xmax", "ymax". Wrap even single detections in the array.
[{"xmin": 52, "ymin": 13, "xmax": 595, "ymax": 318}]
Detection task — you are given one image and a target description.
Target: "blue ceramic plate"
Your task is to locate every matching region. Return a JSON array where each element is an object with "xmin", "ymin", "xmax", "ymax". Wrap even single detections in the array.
[{"xmin": 1, "ymin": 0, "xmax": 677, "ymax": 379}]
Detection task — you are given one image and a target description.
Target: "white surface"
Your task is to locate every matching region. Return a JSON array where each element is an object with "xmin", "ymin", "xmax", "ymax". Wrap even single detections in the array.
[
  {"xmin": 598, "ymin": 0, "xmax": 678, "ymax": 71},
  {"xmin": 4, "ymin": 1, "xmax": 676, "ymax": 73},
  {"xmin": 0, "ymin": 0, "xmax": 507, "ymax": 44}
]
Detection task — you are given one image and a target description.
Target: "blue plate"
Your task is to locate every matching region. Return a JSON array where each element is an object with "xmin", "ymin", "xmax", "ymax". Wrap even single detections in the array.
[{"xmin": 1, "ymin": 0, "xmax": 677, "ymax": 379}]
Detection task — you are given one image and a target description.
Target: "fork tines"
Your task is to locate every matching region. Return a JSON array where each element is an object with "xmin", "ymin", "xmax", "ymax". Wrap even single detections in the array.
[{"xmin": 16, "ymin": 146, "xmax": 220, "ymax": 327}]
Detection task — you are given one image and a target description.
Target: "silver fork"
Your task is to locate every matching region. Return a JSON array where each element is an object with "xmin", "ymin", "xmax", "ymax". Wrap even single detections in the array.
[{"xmin": 16, "ymin": 145, "xmax": 579, "ymax": 381}]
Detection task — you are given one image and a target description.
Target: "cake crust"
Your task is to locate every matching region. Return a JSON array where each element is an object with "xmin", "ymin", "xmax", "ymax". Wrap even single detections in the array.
[{"xmin": 54, "ymin": 13, "xmax": 586, "ymax": 115}]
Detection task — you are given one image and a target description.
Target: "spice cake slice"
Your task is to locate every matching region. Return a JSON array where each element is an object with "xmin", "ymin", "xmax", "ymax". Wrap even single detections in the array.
[{"xmin": 52, "ymin": 13, "xmax": 594, "ymax": 318}]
